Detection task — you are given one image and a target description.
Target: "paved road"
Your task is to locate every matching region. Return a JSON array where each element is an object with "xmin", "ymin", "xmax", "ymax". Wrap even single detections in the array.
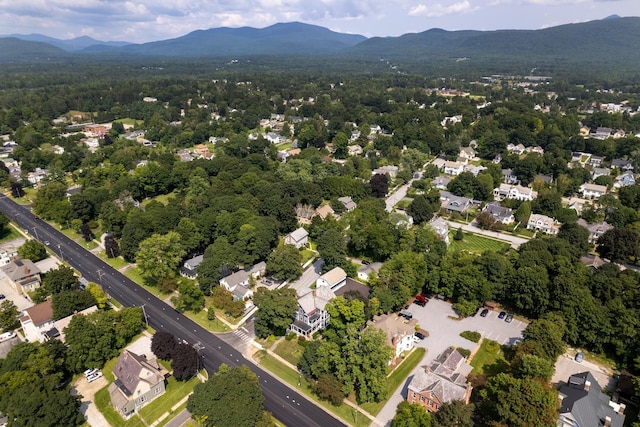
[
  {"xmin": 288, "ymin": 258, "xmax": 324, "ymax": 296},
  {"xmin": 385, "ymin": 182, "xmax": 412, "ymax": 212},
  {"xmin": 0, "ymin": 195, "xmax": 344, "ymax": 427}
]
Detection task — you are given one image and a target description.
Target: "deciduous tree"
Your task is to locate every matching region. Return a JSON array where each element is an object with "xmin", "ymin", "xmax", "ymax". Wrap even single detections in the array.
[
  {"xmin": 187, "ymin": 365, "xmax": 265, "ymax": 427},
  {"xmin": 136, "ymin": 231, "xmax": 186, "ymax": 282},
  {"xmin": 266, "ymin": 244, "xmax": 302, "ymax": 281},
  {"xmin": 253, "ymin": 288, "xmax": 298, "ymax": 338},
  {"xmin": 391, "ymin": 401, "xmax": 432, "ymax": 427},
  {"xmin": 171, "ymin": 343, "xmax": 200, "ymax": 380},
  {"xmin": 0, "ymin": 300, "xmax": 20, "ymax": 331},
  {"xmin": 151, "ymin": 331, "xmax": 178, "ymax": 360},
  {"xmin": 17, "ymin": 239, "xmax": 47, "ymax": 262}
]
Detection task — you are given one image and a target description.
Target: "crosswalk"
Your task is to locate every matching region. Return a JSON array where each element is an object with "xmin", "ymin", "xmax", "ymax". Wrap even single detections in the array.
[{"xmin": 233, "ymin": 327, "xmax": 252, "ymax": 343}]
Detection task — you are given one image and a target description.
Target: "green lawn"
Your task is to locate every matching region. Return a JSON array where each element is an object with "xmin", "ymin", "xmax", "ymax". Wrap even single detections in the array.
[
  {"xmin": 256, "ymin": 352, "xmax": 371, "ymax": 427},
  {"xmin": 141, "ymin": 192, "xmax": 176, "ymax": 207},
  {"xmin": 300, "ymin": 248, "xmax": 316, "ymax": 265},
  {"xmin": 97, "ymin": 251, "xmax": 130, "ymax": 270},
  {"xmin": 449, "ymin": 231, "xmax": 511, "ymax": 254},
  {"xmin": 95, "ymin": 387, "xmax": 146, "ymax": 427},
  {"xmin": 183, "ymin": 307, "xmax": 231, "ymax": 333},
  {"xmin": 273, "ymin": 338, "xmax": 306, "ymax": 366},
  {"xmin": 360, "ymin": 347, "xmax": 426, "ymax": 415},
  {"xmin": 470, "ymin": 339, "xmax": 509, "ymax": 376}
]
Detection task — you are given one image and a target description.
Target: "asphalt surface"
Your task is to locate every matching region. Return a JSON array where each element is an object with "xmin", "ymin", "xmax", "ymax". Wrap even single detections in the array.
[{"xmin": 0, "ymin": 195, "xmax": 344, "ymax": 427}]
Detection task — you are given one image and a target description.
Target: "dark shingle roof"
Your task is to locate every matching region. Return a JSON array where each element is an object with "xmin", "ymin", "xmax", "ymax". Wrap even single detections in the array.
[{"xmin": 558, "ymin": 371, "xmax": 625, "ymax": 427}]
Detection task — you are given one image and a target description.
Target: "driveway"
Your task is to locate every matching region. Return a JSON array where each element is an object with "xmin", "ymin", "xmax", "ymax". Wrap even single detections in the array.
[
  {"xmin": 72, "ymin": 373, "xmax": 110, "ymax": 427},
  {"xmin": 0, "ymin": 273, "xmax": 34, "ymax": 312},
  {"xmin": 445, "ymin": 219, "xmax": 529, "ymax": 249},
  {"xmin": 553, "ymin": 351, "xmax": 616, "ymax": 392},
  {"xmin": 288, "ymin": 259, "xmax": 324, "ymax": 296},
  {"xmin": 376, "ymin": 300, "xmax": 528, "ymax": 426}
]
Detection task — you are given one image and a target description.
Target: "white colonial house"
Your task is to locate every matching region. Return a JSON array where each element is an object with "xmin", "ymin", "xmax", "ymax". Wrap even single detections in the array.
[
  {"xmin": 527, "ymin": 214, "xmax": 560, "ymax": 235},
  {"xmin": 493, "ymin": 184, "xmax": 537, "ymax": 201},
  {"xmin": 443, "ymin": 161, "xmax": 464, "ymax": 176},
  {"xmin": 578, "ymin": 183, "xmax": 607, "ymax": 199}
]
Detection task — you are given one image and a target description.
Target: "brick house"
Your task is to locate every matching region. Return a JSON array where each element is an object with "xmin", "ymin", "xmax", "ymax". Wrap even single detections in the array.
[
  {"xmin": 1, "ymin": 258, "xmax": 41, "ymax": 297},
  {"xmin": 407, "ymin": 347, "xmax": 473, "ymax": 413}
]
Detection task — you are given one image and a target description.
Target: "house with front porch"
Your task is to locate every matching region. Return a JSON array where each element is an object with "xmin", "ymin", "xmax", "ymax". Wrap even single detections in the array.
[
  {"xmin": 527, "ymin": 214, "xmax": 560, "ymax": 235},
  {"xmin": 289, "ymin": 284, "xmax": 336, "ymax": 338},
  {"xmin": 366, "ymin": 314, "xmax": 418, "ymax": 364},
  {"xmin": 579, "ymin": 183, "xmax": 607, "ymax": 199},
  {"xmin": 493, "ymin": 184, "xmax": 537, "ymax": 201}
]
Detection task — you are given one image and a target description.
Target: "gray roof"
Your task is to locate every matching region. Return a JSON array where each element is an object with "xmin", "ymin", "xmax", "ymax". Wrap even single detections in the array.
[
  {"xmin": 113, "ymin": 350, "xmax": 164, "ymax": 397},
  {"xmin": 2, "ymin": 258, "xmax": 40, "ymax": 281},
  {"xmin": 338, "ymin": 196, "xmax": 357, "ymax": 211},
  {"xmin": 484, "ymin": 202, "xmax": 513, "ymax": 221},
  {"xmin": 183, "ymin": 255, "xmax": 203, "ymax": 270},
  {"xmin": 288, "ymin": 227, "xmax": 309, "ymax": 242},
  {"xmin": 558, "ymin": 372, "xmax": 625, "ymax": 427},
  {"xmin": 221, "ymin": 270, "xmax": 249, "ymax": 289},
  {"xmin": 408, "ymin": 348, "xmax": 472, "ymax": 404}
]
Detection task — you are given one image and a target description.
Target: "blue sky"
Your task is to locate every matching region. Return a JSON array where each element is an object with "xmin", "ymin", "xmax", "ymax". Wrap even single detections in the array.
[{"xmin": 0, "ymin": 0, "xmax": 637, "ymax": 43}]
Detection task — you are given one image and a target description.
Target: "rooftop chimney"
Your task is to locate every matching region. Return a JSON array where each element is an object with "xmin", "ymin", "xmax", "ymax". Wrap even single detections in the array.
[
  {"xmin": 618, "ymin": 403, "xmax": 625, "ymax": 415},
  {"xmin": 604, "ymin": 416, "xmax": 611, "ymax": 427},
  {"xmin": 584, "ymin": 380, "xmax": 591, "ymax": 391}
]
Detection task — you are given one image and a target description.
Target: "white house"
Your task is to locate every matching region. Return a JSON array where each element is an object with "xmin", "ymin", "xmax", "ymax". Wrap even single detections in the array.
[
  {"xmin": 284, "ymin": 227, "xmax": 309, "ymax": 249},
  {"xmin": 219, "ymin": 270, "xmax": 254, "ymax": 308},
  {"xmin": 366, "ymin": 314, "xmax": 418, "ymax": 364},
  {"xmin": 493, "ymin": 184, "xmax": 537, "ymax": 201},
  {"xmin": 614, "ymin": 171, "xmax": 636, "ymax": 188},
  {"xmin": 578, "ymin": 183, "xmax": 607, "ymax": 199},
  {"xmin": 443, "ymin": 161, "xmax": 464, "ymax": 176},
  {"xmin": 527, "ymin": 214, "xmax": 560, "ymax": 235},
  {"xmin": 289, "ymin": 285, "xmax": 336, "ymax": 338},
  {"xmin": 316, "ymin": 267, "xmax": 347, "ymax": 291},
  {"xmin": 357, "ymin": 262, "xmax": 383, "ymax": 282}
]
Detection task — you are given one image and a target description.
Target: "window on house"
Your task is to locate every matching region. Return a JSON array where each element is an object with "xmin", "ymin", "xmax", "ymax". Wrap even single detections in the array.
[
  {"xmin": 420, "ymin": 396, "xmax": 425, "ymax": 402},
  {"xmin": 139, "ymin": 395, "xmax": 146, "ymax": 403}
]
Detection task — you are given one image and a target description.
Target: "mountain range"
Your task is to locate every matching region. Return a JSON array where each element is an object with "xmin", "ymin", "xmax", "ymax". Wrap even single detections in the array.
[{"xmin": 2, "ymin": 17, "xmax": 640, "ymax": 73}]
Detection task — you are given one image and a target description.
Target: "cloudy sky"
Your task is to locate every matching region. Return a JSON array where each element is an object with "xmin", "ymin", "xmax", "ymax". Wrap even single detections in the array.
[{"xmin": 0, "ymin": 0, "xmax": 637, "ymax": 43}]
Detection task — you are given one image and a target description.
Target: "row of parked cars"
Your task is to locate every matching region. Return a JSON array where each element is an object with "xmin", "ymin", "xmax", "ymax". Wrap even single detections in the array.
[{"xmin": 480, "ymin": 308, "xmax": 513, "ymax": 323}]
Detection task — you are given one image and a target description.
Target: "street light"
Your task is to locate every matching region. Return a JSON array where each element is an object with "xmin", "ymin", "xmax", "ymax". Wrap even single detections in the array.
[
  {"xmin": 141, "ymin": 304, "xmax": 149, "ymax": 326},
  {"xmin": 57, "ymin": 244, "xmax": 64, "ymax": 262},
  {"xmin": 32, "ymin": 227, "xmax": 39, "ymax": 240}
]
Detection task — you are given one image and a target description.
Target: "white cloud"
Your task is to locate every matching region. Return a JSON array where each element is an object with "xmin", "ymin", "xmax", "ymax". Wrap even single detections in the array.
[{"xmin": 409, "ymin": 1, "xmax": 474, "ymax": 17}]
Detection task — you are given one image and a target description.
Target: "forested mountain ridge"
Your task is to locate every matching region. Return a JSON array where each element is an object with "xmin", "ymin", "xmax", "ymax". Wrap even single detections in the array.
[
  {"xmin": 2, "ymin": 17, "xmax": 639, "ymax": 68},
  {"xmin": 2, "ymin": 33, "xmax": 130, "ymax": 51}
]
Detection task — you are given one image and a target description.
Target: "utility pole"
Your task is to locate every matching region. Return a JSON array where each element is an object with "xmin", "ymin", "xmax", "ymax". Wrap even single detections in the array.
[
  {"xmin": 141, "ymin": 304, "xmax": 149, "ymax": 326},
  {"xmin": 32, "ymin": 226, "xmax": 39, "ymax": 240},
  {"xmin": 96, "ymin": 269, "xmax": 104, "ymax": 283},
  {"xmin": 57, "ymin": 244, "xmax": 64, "ymax": 262}
]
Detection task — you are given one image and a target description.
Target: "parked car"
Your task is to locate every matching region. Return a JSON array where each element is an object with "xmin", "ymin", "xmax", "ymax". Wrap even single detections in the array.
[
  {"xmin": 0, "ymin": 294, "xmax": 5, "ymax": 300},
  {"xmin": 399, "ymin": 309, "xmax": 413, "ymax": 320},
  {"xmin": 83, "ymin": 368, "xmax": 98, "ymax": 378},
  {"xmin": 504, "ymin": 313, "xmax": 514, "ymax": 323},
  {"xmin": 87, "ymin": 371, "xmax": 103, "ymax": 382},
  {"xmin": 575, "ymin": 352, "xmax": 584, "ymax": 363},
  {"xmin": 480, "ymin": 308, "xmax": 489, "ymax": 317},
  {"xmin": 414, "ymin": 295, "xmax": 427, "ymax": 307},
  {"xmin": 498, "ymin": 311, "xmax": 506, "ymax": 319},
  {"xmin": 414, "ymin": 332, "xmax": 425, "ymax": 340}
]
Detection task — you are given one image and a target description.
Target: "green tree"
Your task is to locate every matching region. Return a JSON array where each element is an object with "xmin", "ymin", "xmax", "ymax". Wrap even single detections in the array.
[
  {"xmin": 558, "ymin": 222, "xmax": 591, "ymax": 254},
  {"xmin": 86, "ymin": 281, "xmax": 108, "ymax": 308},
  {"xmin": 520, "ymin": 313, "xmax": 567, "ymax": 361},
  {"xmin": 515, "ymin": 201, "xmax": 531, "ymax": 224},
  {"xmin": 391, "ymin": 401, "xmax": 432, "ymax": 427},
  {"xmin": 253, "ymin": 288, "xmax": 298, "ymax": 338},
  {"xmin": 172, "ymin": 282, "xmax": 205, "ymax": 313},
  {"xmin": 175, "ymin": 217, "xmax": 204, "ymax": 255},
  {"xmin": 511, "ymin": 354, "xmax": 554, "ymax": 381},
  {"xmin": 43, "ymin": 265, "xmax": 78, "ymax": 295},
  {"xmin": 407, "ymin": 195, "xmax": 435, "ymax": 225},
  {"xmin": 187, "ymin": 365, "xmax": 265, "ymax": 427},
  {"xmin": 370, "ymin": 173, "xmax": 389, "ymax": 198},
  {"xmin": 479, "ymin": 373, "xmax": 558, "ymax": 427},
  {"xmin": 197, "ymin": 237, "xmax": 240, "ymax": 294},
  {"xmin": 136, "ymin": 231, "xmax": 186, "ymax": 282},
  {"xmin": 311, "ymin": 374, "xmax": 346, "ymax": 406},
  {"xmin": 52, "ymin": 290, "xmax": 97, "ymax": 320},
  {"xmin": 17, "ymin": 239, "xmax": 47, "ymax": 261},
  {"xmin": 597, "ymin": 227, "xmax": 640, "ymax": 263},
  {"xmin": 325, "ymin": 296, "xmax": 366, "ymax": 338},
  {"xmin": 432, "ymin": 401, "xmax": 474, "ymax": 427},
  {"xmin": 266, "ymin": 244, "xmax": 303, "ymax": 281},
  {"xmin": 0, "ymin": 300, "xmax": 20, "ymax": 331}
]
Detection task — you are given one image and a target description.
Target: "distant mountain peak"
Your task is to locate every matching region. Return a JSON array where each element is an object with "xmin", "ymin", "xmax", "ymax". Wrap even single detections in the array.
[{"xmin": 604, "ymin": 14, "xmax": 621, "ymax": 20}]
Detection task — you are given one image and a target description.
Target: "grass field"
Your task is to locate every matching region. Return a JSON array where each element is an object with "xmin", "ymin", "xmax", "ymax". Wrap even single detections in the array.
[
  {"xmin": 141, "ymin": 192, "xmax": 176, "ymax": 207},
  {"xmin": 0, "ymin": 225, "xmax": 22, "ymax": 242},
  {"xmin": 183, "ymin": 306, "xmax": 231, "ymax": 333},
  {"xmin": 470, "ymin": 339, "xmax": 509, "ymax": 376},
  {"xmin": 449, "ymin": 231, "xmax": 511, "ymax": 254},
  {"xmin": 274, "ymin": 338, "xmax": 306, "ymax": 366},
  {"xmin": 97, "ymin": 251, "xmax": 130, "ymax": 270}
]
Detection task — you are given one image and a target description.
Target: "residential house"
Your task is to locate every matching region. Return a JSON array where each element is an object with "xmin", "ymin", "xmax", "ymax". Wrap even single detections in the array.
[
  {"xmin": 458, "ymin": 147, "xmax": 476, "ymax": 161},
  {"xmin": 432, "ymin": 158, "xmax": 447, "ymax": 170},
  {"xmin": 295, "ymin": 204, "xmax": 315, "ymax": 225},
  {"xmin": 506, "ymin": 143, "xmax": 526, "ymax": 155},
  {"xmin": 429, "ymin": 217, "xmax": 450, "ymax": 245},
  {"xmin": 527, "ymin": 145, "xmax": 545, "ymax": 156},
  {"xmin": 577, "ymin": 219, "xmax": 613, "ymax": 243},
  {"xmin": 407, "ymin": 347, "xmax": 473, "ymax": 413},
  {"xmin": 347, "ymin": 145, "xmax": 363, "ymax": 156},
  {"xmin": 502, "ymin": 169, "xmax": 519, "ymax": 185},
  {"xmin": 19, "ymin": 299, "xmax": 55, "ymax": 343},
  {"xmin": 493, "ymin": 184, "xmax": 537, "ymax": 201},
  {"xmin": 246, "ymin": 261, "xmax": 266, "ymax": 279},
  {"xmin": 590, "ymin": 127, "xmax": 613, "ymax": 140},
  {"xmin": 316, "ymin": 267, "xmax": 347, "ymax": 291},
  {"xmin": 179, "ymin": 255, "xmax": 203, "ymax": 279},
  {"xmin": 372, "ymin": 165, "xmax": 399, "ymax": 179},
  {"xmin": 109, "ymin": 350, "xmax": 166, "ymax": 420},
  {"xmin": 527, "ymin": 214, "xmax": 560, "ymax": 235},
  {"xmin": 591, "ymin": 168, "xmax": 610, "ymax": 180},
  {"xmin": 588, "ymin": 156, "xmax": 605, "ymax": 168},
  {"xmin": 443, "ymin": 161, "xmax": 464, "ymax": 176},
  {"xmin": 315, "ymin": 204, "xmax": 335, "ymax": 220},
  {"xmin": 571, "ymin": 152, "xmax": 591, "ymax": 166},
  {"xmin": 289, "ymin": 284, "xmax": 336, "ymax": 337},
  {"xmin": 483, "ymin": 202, "xmax": 515, "ymax": 224},
  {"xmin": 579, "ymin": 183, "xmax": 607, "ymax": 199},
  {"xmin": 26, "ymin": 168, "xmax": 49, "ymax": 185},
  {"xmin": 366, "ymin": 314, "xmax": 418, "ymax": 364},
  {"xmin": 51, "ymin": 305, "xmax": 98, "ymax": 342},
  {"xmin": 558, "ymin": 372, "xmax": 625, "ymax": 427},
  {"xmin": 463, "ymin": 164, "xmax": 486, "ymax": 176},
  {"xmin": 357, "ymin": 262, "xmax": 383, "ymax": 282},
  {"xmin": 337, "ymin": 196, "xmax": 357, "ymax": 212},
  {"xmin": 389, "ymin": 211, "xmax": 414, "ymax": 229},
  {"xmin": 0, "ymin": 248, "xmax": 17, "ymax": 267},
  {"xmin": 440, "ymin": 192, "xmax": 473, "ymax": 215},
  {"xmin": 1, "ymin": 258, "xmax": 41, "ymax": 296},
  {"xmin": 614, "ymin": 171, "xmax": 635, "ymax": 188},
  {"xmin": 369, "ymin": 124, "xmax": 382, "ymax": 135},
  {"xmin": 284, "ymin": 227, "xmax": 309, "ymax": 249},
  {"xmin": 580, "ymin": 255, "xmax": 606, "ymax": 270},
  {"xmin": 219, "ymin": 270, "xmax": 254, "ymax": 307},
  {"xmin": 611, "ymin": 158, "xmax": 633, "ymax": 171},
  {"xmin": 431, "ymin": 176, "xmax": 451, "ymax": 190}
]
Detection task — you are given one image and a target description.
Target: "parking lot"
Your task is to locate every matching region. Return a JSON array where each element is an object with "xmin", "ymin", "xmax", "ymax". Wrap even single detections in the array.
[{"xmin": 377, "ymin": 299, "xmax": 528, "ymax": 426}]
